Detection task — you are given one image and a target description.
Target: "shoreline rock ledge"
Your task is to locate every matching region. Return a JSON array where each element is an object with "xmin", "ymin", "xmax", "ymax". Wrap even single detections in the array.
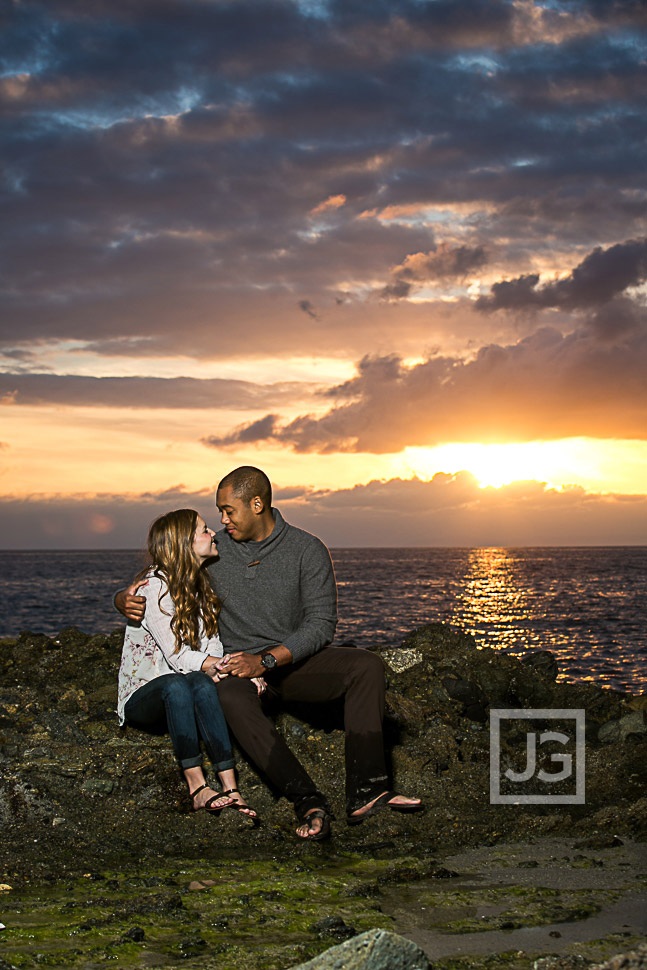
[{"xmin": 0, "ymin": 623, "xmax": 646, "ymax": 879}]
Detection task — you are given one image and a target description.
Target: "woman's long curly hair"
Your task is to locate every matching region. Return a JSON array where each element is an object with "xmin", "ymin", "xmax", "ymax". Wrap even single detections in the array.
[{"xmin": 134, "ymin": 509, "xmax": 220, "ymax": 653}]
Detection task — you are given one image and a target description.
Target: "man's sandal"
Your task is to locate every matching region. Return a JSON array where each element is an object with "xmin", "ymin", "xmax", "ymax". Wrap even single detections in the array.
[
  {"xmin": 347, "ymin": 791, "xmax": 423, "ymax": 826},
  {"xmin": 297, "ymin": 808, "xmax": 331, "ymax": 841},
  {"xmin": 190, "ymin": 784, "xmax": 233, "ymax": 814},
  {"xmin": 222, "ymin": 788, "xmax": 260, "ymax": 826}
]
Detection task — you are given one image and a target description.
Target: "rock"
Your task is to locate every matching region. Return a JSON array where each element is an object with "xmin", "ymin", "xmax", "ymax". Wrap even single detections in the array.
[
  {"xmin": 384, "ymin": 693, "xmax": 425, "ymax": 733},
  {"xmin": 521, "ymin": 650, "xmax": 559, "ymax": 680},
  {"xmin": 598, "ymin": 710, "xmax": 647, "ymax": 744},
  {"xmin": 80, "ymin": 778, "xmax": 114, "ymax": 795},
  {"xmin": 534, "ymin": 957, "xmax": 590, "ymax": 970},
  {"xmin": 309, "ymin": 916, "xmax": 357, "ymax": 941},
  {"xmin": 118, "ymin": 926, "xmax": 145, "ymax": 942},
  {"xmin": 292, "ymin": 928, "xmax": 429, "ymax": 969},
  {"xmin": 441, "ymin": 676, "xmax": 488, "ymax": 722},
  {"xmin": 626, "ymin": 694, "xmax": 647, "ymax": 713},
  {"xmin": 188, "ymin": 880, "xmax": 215, "ymax": 891},
  {"xmin": 598, "ymin": 720, "xmax": 621, "ymax": 744},
  {"xmin": 591, "ymin": 944, "xmax": 647, "ymax": 970},
  {"xmin": 381, "ymin": 648, "xmax": 424, "ymax": 674},
  {"xmin": 574, "ymin": 835, "xmax": 624, "ymax": 849}
]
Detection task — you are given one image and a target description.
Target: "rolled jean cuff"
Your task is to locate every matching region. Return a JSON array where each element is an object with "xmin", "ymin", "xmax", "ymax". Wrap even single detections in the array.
[
  {"xmin": 213, "ymin": 756, "xmax": 236, "ymax": 772},
  {"xmin": 179, "ymin": 754, "xmax": 203, "ymax": 769}
]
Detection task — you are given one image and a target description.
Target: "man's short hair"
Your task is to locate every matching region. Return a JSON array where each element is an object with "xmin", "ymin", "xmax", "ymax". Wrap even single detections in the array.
[{"xmin": 218, "ymin": 466, "xmax": 272, "ymax": 507}]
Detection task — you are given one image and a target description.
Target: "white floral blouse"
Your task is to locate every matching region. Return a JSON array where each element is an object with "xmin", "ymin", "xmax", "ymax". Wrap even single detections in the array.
[{"xmin": 117, "ymin": 572, "xmax": 223, "ymax": 725}]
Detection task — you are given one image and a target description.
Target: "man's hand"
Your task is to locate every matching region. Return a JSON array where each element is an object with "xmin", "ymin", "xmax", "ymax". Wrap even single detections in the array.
[
  {"xmin": 114, "ymin": 581, "xmax": 147, "ymax": 622},
  {"xmin": 219, "ymin": 652, "xmax": 264, "ymax": 678},
  {"xmin": 219, "ymin": 644, "xmax": 293, "ymax": 679}
]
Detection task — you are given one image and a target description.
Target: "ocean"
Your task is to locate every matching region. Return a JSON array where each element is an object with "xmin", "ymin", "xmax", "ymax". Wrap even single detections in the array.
[{"xmin": 0, "ymin": 547, "xmax": 644, "ymax": 694}]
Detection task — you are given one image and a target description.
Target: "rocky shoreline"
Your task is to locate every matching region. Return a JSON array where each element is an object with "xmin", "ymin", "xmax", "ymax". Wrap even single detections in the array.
[{"xmin": 1, "ymin": 623, "xmax": 646, "ymax": 968}]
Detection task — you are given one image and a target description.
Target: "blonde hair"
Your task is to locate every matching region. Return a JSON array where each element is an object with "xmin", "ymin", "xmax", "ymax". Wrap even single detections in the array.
[{"xmin": 135, "ymin": 509, "xmax": 220, "ymax": 652}]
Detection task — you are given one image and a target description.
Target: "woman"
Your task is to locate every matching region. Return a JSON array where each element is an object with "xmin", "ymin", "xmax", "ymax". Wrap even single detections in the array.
[{"xmin": 117, "ymin": 508, "xmax": 260, "ymax": 819}]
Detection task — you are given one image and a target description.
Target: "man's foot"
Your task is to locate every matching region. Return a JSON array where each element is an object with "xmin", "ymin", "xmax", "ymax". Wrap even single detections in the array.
[
  {"xmin": 296, "ymin": 808, "xmax": 331, "ymax": 841},
  {"xmin": 348, "ymin": 791, "xmax": 422, "ymax": 825},
  {"xmin": 190, "ymin": 784, "xmax": 233, "ymax": 813}
]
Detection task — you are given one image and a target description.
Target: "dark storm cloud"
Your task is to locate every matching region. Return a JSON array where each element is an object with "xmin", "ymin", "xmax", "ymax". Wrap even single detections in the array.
[
  {"xmin": 0, "ymin": 374, "xmax": 309, "ymax": 409},
  {"xmin": 0, "ymin": 0, "xmax": 645, "ymax": 361},
  {"xmin": 477, "ymin": 238, "xmax": 647, "ymax": 313}
]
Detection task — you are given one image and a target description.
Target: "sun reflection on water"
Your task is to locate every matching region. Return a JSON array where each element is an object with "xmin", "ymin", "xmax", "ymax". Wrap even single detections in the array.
[
  {"xmin": 332, "ymin": 546, "xmax": 645, "ymax": 693},
  {"xmin": 455, "ymin": 548, "xmax": 549, "ymax": 651},
  {"xmin": 446, "ymin": 547, "xmax": 643, "ymax": 688}
]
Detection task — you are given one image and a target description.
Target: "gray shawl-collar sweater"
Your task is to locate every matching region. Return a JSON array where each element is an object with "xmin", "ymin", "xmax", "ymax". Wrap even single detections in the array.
[{"xmin": 207, "ymin": 508, "xmax": 338, "ymax": 662}]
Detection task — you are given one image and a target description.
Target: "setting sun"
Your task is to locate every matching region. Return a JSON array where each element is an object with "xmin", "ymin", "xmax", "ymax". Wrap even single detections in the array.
[{"xmin": 403, "ymin": 439, "xmax": 647, "ymax": 492}]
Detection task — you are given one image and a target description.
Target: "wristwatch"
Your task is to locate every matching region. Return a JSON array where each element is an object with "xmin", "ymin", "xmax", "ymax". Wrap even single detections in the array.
[{"xmin": 260, "ymin": 651, "xmax": 278, "ymax": 671}]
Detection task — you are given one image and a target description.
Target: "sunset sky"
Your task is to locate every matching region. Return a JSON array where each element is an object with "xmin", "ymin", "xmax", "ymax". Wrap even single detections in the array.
[{"xmin": 1, "ymin": 0, "xmax": 646, "ymax": 548}]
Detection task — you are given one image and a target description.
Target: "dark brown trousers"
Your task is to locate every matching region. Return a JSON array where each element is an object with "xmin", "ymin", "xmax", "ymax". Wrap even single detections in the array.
[{"xmin": 216, "ymin": 647, "xmax": 388, "ymax": 817}]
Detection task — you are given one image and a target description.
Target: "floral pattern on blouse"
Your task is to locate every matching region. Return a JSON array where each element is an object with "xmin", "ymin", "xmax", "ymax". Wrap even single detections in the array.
[{"xmin": 117, "ymin": 572, "xmax": 222, "ymax": 725}]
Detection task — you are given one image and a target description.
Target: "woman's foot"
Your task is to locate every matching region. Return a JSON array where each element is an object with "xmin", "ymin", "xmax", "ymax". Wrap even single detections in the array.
[
  {"xmin": 222, "ymin": 788, "xmax": 259, "ymax": 823},
  {"xmin": 190, "ymin": 784, "xmax": 233, "ymax": 813},
  {"xmin": 348, "ymin": 791, "xmax": 422, "ymax": 824}
]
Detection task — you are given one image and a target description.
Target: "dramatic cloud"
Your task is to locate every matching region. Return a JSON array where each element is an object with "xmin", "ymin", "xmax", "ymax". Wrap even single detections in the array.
[
  {"xmin": 1, "ymin": 1, "xmax": 645, "ymax": 362},
  {"xmin": 1, "ymin": 1, "xmax": 646, "ymax": 546},
  {"xmin": 204, "ymin": 316, "xmax": 647, "ymax": 453},
  {"xmin": 477, "ymin": 238, "xmax": 647, "ymax": 313},
  {"xmin": 1, "ymin": 475, "xmax": 645, "ymax": 548}
]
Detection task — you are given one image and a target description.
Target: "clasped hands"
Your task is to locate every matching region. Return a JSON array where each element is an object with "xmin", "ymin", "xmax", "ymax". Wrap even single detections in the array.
[{"xmin": 202, "ymin": 652, "xmax": 266, "ymax": 695}]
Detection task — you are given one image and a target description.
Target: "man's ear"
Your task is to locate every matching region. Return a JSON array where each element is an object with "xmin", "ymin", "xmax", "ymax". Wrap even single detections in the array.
[{"xmin": 252, "ymin": 495, "xmax": 263, "ymax": 514}]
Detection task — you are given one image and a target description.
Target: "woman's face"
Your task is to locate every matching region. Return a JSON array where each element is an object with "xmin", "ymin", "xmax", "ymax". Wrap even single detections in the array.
[{"xmin": 192, "ymin": 515, "xmax": 217, "ymax": 562}]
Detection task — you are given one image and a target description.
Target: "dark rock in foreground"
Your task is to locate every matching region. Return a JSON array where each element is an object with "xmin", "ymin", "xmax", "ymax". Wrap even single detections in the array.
[{"xmin": 0, "ymin": 623, "xmax": 646, "ymax": 881}]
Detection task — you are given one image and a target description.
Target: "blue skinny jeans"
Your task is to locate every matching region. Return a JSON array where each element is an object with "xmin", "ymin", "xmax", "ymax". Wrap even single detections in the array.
[{"xmin": 124, "ymin": 671, "xmax": 235, "ymax": 772}]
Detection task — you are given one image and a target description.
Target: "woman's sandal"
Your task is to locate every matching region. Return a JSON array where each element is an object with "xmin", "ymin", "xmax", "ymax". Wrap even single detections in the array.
[
  {"xmin": 190, "ymin": 783, "xmax": 233, "ymax": 814},
  {"xmin": 297, "ymin": 808, "xmax": 331, "ymax": 841},
  {"xmin": 347, "ymin": 791, "xmax": 423, "ymax": 826},
  {"xmin": 222, "ymin": 788, "xmax": 260, "ymax": 826}
]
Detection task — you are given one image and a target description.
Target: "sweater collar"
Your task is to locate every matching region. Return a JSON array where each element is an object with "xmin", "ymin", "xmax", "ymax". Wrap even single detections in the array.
[{"xmin": 216, "ymin": 507, "xmax": 288, "ymax": 561}]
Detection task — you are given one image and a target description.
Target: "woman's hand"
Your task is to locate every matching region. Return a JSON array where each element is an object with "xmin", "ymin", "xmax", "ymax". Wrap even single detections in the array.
[
  {"xmin": 201, "ymin": 655, "xmax": 226, "ymax": 679},
  {"xmin": 251, "ymin": 677, "xmax": 267, "ymax": 695}
]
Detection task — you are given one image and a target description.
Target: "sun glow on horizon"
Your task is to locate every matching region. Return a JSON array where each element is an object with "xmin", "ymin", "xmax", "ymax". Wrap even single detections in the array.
[{"xmin": 403, "ymin": 438, "xmax": 647, "ymax": 493}]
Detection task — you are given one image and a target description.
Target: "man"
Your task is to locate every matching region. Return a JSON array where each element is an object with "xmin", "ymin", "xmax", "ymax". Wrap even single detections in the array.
[{"xmin": 117, "ymin": 466, "xmax": 421, "ymax": 839}]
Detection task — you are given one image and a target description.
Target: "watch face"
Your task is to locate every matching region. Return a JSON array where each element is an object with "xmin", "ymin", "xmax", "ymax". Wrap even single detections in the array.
[{"xmin": 261, "ymin": 653, "xmax": 277, "ymax": 669}]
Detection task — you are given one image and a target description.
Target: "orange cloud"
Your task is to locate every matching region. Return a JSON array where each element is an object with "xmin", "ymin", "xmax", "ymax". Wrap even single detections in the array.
[
  {"xmin": 204, "ymin": 320, "xmax": 647, "ymax": 454},
  {"xmin": 310, "ymin": 194, "xmax": 347, "ymax": 215}
]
